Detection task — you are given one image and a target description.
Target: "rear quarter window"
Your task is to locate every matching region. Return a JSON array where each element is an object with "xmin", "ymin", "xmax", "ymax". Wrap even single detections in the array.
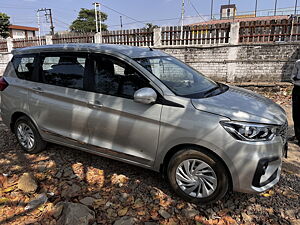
[
  {"xmin": 12, "ymin": 54, "xmax": 37, "ymax": 81},
  {"xmin": 40, "ymin": 54, "xmax": 87, "ymax": 90}
]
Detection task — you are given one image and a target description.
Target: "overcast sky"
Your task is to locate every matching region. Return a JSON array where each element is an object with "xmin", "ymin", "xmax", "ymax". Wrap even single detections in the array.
[{"xmin": 1, "ymin": 0, "xmax": 299, "ymax": 33}]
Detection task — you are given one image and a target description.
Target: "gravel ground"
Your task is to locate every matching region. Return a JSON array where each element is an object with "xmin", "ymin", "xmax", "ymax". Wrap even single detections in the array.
[{"xmin": 0, "ymin": 86, "xmax": 299, "ymax": 225}]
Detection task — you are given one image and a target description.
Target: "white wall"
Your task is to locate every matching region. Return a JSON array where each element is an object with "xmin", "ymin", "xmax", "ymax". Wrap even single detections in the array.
[
  {"xmin": 11, "ymin": 30, "xmax": 35, "ymax": 39},
  {"xmin": 12, "ymin": 29, "xmax": 26, "ymax": 39}
]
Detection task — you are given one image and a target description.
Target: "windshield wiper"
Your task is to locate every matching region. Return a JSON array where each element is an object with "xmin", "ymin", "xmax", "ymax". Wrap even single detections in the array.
[{"xmin": 203, "ymin": 84, "xmax": 220, "ymax": 97}]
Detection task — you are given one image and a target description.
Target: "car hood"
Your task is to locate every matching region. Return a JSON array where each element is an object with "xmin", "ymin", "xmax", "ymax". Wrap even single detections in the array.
[{"xmin": 191, "ymin": 85, "xmax": 287, "ymax": 125}]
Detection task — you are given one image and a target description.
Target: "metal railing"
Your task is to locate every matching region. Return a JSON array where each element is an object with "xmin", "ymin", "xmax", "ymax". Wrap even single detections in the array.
[
  {"xmin": 161, "ymin": 23, "xmax": 231, "ymax": 46},
  {"xmin": 102, "ymin": 29, "xmax": 154, "ymax": 46},
  {"xmin": 52, "ymin": 33, "xmax": 95, "ymax": 44}
]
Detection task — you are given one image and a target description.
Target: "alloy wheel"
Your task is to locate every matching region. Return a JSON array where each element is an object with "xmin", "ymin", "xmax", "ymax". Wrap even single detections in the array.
[
  {"xmin": 16, "ymin": 123, "xmax": 35, "ymax": 150},
  {"xmin": 175, "ymin": 159, "xmax": 217, "ymax": 198}
]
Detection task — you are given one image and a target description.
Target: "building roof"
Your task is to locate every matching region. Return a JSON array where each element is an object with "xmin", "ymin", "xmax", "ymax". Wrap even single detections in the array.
[
  {"xmin": 12, "ymin": 44, "xmax": 168, "ymax": 58},
  {"xmin": 220, "ymin": 4, "xmax": 237, "ymax": 10},
  {"xmin": 189, "ymin": 15, "xmax": 290, "ymax": 26},
  {"xmin": 9, "ymin": 25, "xmax": 39, "ymax": 31}
]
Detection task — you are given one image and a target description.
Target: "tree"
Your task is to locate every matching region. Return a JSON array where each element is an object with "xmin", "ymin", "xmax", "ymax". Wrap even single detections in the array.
[
  {"xmin": 70, "ymin": 8, "xmax": 107, "ymax": 32},
  {"xmin": 0, "ymin": 13, "xmax": 10, "ymax": 39},
  {"xmin": 144, "ymin": 23, "xmax": 159, "ymax": 31}
]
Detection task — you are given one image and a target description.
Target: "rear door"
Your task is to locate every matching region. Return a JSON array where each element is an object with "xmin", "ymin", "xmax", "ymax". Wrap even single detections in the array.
[
  {"xmin": 28, "ymin": 52, "xmax": 92, "ymax": 144},
  {"xmin": 1, "ymin": 54, "xmax": 38, "ymax": 124},
  {"xmin": 86, "ymin": 54, "xmax": 162, "ymax": 167}
]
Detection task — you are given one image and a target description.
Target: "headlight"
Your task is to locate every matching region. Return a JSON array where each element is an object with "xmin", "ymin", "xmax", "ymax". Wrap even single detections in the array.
[{"xmin": 220, "ymin": 121, "xmax": 280, "ymax": 142}]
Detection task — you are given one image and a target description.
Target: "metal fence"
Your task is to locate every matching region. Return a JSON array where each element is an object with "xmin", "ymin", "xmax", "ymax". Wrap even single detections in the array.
[
  {"xmin": 1, "ymin": 16, "xmax": 300, "ymax": 52},
  {"xmin": 102, "ymin": 29, "xmax": 153, "ymax": 46},
  {"xmin": 12, "ymin": 37, "xmax": 46, "ymax": 49},
  {"xmin": 52, "ymin": 33, "xmax": 95, "ymax": 44},
  {"xmin": 239, "ymin": 17, "xmax": 300, "ymax": 43},
  {"xmin": 0, "ymin": 40, "xmax": 8, "ymax": 52},
  {"xmin": 161, "ymin": 23, "xmax": 231, "ymax": 46}
]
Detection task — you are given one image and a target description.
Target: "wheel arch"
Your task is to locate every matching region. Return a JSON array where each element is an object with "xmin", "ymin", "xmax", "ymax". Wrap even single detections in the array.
[
  {"xmin": 10, "ymin": 112, "xmax": 38, "ymax": 133},
  {"xmin": 160, "ymin": 143, "xmax": 233, "ymax": 191}
]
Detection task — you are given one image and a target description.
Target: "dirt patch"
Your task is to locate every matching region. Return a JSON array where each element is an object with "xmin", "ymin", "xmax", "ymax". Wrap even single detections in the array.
[{"xmin": 0, "ymin": 87, "xmax": 299, "ymax": 225}]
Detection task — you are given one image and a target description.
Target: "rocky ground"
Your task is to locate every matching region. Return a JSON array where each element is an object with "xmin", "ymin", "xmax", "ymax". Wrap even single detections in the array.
[{"xmin": 0, "ymin": 85, "xmax": 299, "ymax": 225}]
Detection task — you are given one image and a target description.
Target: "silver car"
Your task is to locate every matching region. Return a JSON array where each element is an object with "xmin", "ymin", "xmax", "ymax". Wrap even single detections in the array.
[{"xmin": 0, "ymin": 44, "xmax": 287, "ymax": 203}]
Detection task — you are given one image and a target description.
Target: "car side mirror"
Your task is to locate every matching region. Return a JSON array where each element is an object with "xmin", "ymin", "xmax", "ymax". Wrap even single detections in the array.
[{"xmin": 134, "ymin": 88, "xmax": 157, "ymax": 104}]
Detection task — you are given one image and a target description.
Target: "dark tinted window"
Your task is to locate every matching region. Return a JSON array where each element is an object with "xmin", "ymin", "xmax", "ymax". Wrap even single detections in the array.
[
  {"xmin": 41, "ymin": 55, "xmax": 87, "ymax": 89},
  {"xmin": 93, "ymin": 55, "xmax": 149, "ymax": 98},
  {"xmin": 12, "ymin": 55, "xmax": 37, "ymax": 81}
]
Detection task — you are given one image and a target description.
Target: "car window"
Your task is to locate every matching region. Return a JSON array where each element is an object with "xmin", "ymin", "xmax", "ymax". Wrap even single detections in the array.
[
  {"xmin": 135, "ymin": 56, "xmax": 218, "ymax": 98},
  {"xmin": 40, "ymin": 55, "xmax": 87, "ymax": 90},
  {"xmin": 92, "ymin": 55, "xmax": 149, "ymax": 98},
  {"xmin": 12, "ymin": 55, "xmax": 37, "ymax": 81}
]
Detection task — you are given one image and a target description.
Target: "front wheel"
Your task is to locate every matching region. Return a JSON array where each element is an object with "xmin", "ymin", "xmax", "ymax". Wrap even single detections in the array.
[
  {"xmin": 167, "ymin": 148, "xmax": 229, "ymax": 204},
  {"xmin": 14, "ymin": 116, "xmax": 47, "ymax": 154}
]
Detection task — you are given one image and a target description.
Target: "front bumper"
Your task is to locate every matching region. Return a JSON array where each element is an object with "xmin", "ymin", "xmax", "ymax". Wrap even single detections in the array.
[{"xmin": 226, "ymin": 136, "xmax": 285, "ymax": 194}]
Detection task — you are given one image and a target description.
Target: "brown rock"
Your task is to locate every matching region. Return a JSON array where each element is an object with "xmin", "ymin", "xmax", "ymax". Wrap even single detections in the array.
[
  {"xmin": 182, "ymin": 208, "xmax": 199, "ymax": 219},
  {"xmin": 158, "ymin": 209, "xmax": 171, "ymax": 219},
  {"xmin": 114, "ymin": 217, "xmax": 135, "ymax": 225},
  {"xmin": 57, "ymin": 202, "xmax": 95, "ymax": 225},
  {"xmin": 53, "ymin": 202, "xmax": 64, "ymax": 219},
  {"xmin": 118, "ymin": 207, "xmax": 129, "ymax": 217},
  {"xmin": 79, "ymin": 197, "xmax": 95, "ymax": 207},
  {"xmin": 61, "ymin": 184, "xmax": 81, "ymax": 198},
  {"xmin": 18, "ymin": 173, "xmax": 38, "ymax": 193}
]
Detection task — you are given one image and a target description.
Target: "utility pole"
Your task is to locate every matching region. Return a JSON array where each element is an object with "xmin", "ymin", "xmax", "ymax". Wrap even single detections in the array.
[
  {"xmin": 93, "ymin": 2, "xmax": 102, "ymax": 40},
  {"xmin": 120, "ymin": 16, "xmax": 123, "ymax": 31},
  {"xmin": 255, "ymin": 0, "xmax": 258, "ymax": 17},
  {"xmin": 93, "ymin": 3, "xmax": 99, "ymax": 32},
  {"xmin": 291, "ymin": 0, "xmax": 298, "ymax": 41},
  {"xmin": 47, "ymin": 9, "xmax": 54, "ymax": 35},
  {"xmin": 180, "ymin": 0, "xmax": 185, "ymax": 43},
  {"xmin": 36, "ymin": 11, "xmax": 41, "ymax": 45},
  {"xmin": 211, "ymin": 0, "xmax": 214, "ymax": 20},
  {"xmin": 37, "ymin": 8, "xmax": 55, "ymax": 35},
  {"xmin": 99, "ymin": 3, "xmax": 102, "ymax": 35},
  {"xmin": 274, "ymin": 0, "xmax": 278, "ymax": 16}
]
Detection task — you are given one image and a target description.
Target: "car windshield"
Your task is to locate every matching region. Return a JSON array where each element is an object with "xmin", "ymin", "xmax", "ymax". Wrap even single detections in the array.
[{"xmin": 135, "ymin": 56, "xmax": 219, "ymax": 97}]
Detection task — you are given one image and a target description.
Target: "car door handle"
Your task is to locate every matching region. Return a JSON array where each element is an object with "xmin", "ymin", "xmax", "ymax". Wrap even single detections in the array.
[
  {"xmin": 32, "ymin": 87, "xmax": 44, "ymax": 93},
  {"xmin": 88, "ymin": 101, "xmax": 103, "ymax": 109}
]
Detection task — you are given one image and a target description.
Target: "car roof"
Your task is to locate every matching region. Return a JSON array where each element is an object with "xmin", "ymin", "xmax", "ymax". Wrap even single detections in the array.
[{"xmin": 12, "ymin": 43, "xmax": 169, "ymax": 58}]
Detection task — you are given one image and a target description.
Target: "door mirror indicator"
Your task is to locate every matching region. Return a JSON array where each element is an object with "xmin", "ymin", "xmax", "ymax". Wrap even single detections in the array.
[{"xmin": 134, "ymin": 88, "xmax": 157, "ymax": 104}]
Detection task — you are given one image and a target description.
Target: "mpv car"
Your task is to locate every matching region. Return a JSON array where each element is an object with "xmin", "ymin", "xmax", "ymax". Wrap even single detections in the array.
[{"xmin": 0, "ymin": 44, "xmax": 288, "ymax": 203}]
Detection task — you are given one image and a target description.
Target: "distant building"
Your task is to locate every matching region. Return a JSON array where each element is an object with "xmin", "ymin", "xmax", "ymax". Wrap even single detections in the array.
[
  {"xmin": 188, "ymin": 4, "xmax": 290, "ymax": 26},
  {"xmin": 8, "ymin": 25, "xmax": 39, "ymax": 39},
  {"xmin": 220, "ymin": 4, "xmax": 237, "ymax": 20}
]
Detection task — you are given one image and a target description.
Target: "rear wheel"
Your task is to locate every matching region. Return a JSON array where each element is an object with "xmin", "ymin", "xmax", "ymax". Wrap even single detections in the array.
[
  {"xmin": 14, "ymin": 116, "xmax": 46, "ymax": 154},
  {"xmin": 167, "ymin": 148, "xmax": 228, "ymax": 204}
]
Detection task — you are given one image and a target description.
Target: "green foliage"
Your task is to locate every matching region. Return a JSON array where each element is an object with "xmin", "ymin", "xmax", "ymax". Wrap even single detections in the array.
[
  {"xmin": 144, "ymin": 23, "xmax": 159, "ymax": 31},
  {"xmin": 70, "ymin": 8, "xmax": 108, "ymax": 32},
  {"xmin": 0, "ymin": 13, "xmax": 10, "ymax": 39}
]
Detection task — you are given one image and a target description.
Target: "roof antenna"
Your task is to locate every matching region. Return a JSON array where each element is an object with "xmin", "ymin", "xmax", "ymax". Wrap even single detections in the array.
[{"xmin": 148, "ymin": 46, "xmax": 153, "ymax": 51}]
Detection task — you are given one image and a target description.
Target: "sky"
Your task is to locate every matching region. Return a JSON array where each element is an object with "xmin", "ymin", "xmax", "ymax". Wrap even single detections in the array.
[{"xmin": 1, "ymin": 0, "xmax": 299, "ymax": 34}]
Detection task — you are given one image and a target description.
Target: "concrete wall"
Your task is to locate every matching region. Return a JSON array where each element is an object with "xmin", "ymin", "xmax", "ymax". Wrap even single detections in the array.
[
  {"xmin": 158, "ymin": 42, "xmax": 299, "ymax": 82},
  {"xmin": 0, "ymin": 53, "xmax": 12, "ymax": 76},
  {"xmin": 1, "ymin": 42, "xmax": 299, "ymax": 82}
]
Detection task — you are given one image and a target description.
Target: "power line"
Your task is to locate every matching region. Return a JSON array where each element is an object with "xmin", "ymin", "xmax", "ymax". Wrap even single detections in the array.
[
  {"xmin": 53, "ymin": 18, "xmax": 69, "ymax": 26},
  {"xmin": 101, "ymin": 3, "xmax": 147, "ymax": 26},
  {"xmin": 188, "ymin": 0, "xmax": 207, "ymax": 22},
  {"xmin": 0, "ymin": 6, "xmax": 34, "ymax": 10},
  {"xmin": 37, "ymin": 8, "xmax": 55, "ymax": 35}
]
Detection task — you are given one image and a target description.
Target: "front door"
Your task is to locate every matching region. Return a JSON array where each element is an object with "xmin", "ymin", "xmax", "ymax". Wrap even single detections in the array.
[{"xmin": 86, "ymin": 54, "xmax": 162, "ymax": 167}]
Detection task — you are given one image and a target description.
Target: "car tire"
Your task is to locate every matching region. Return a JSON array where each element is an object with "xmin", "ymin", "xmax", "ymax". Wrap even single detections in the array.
[
  {"xmin": 167, "ymin": 148, "xmax": 229, "ymax": 204},
  {"xmin": 14, "ymin": 116, "xmax": 47, "ymax": 154}
]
